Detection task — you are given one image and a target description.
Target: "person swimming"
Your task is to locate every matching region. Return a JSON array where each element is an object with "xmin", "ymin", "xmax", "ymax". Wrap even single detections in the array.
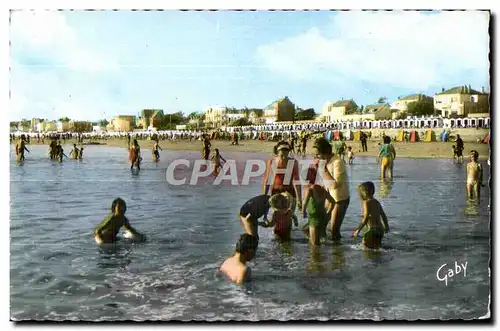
[
  {"xmin": 94, "ymin": 198, "xmax": 146, "ymax": 245},
  {"xmin": 352, "ymin": 181, "xmax": 390, "ymax": 250},
  {"xmin": 211, "ymin": 148, "xmax": 227, "ymax": 177},
  {"xmin": 302, "ymin": 184, "xmax": 335, "ymax": 246},
  {"xmin": 219, "ymin": 234, "xmax": 258, "ymax": 285},
  {"xmin": 466, "ymin": 150, "xmax": 484, "ymax": 201}
]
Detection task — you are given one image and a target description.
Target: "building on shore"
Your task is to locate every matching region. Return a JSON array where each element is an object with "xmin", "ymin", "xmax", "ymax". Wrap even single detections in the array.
[
  {"xmin": 391, "ymin": 94, "xmax": 433, "ymax": 111},
  {"xmin": 57, "ymin": 121, "xmax": 71, "ymax": 132},
  {"xmin": 108, "ymin": 115, "xmax": 136, "ymax": 132},
  {"xmin": 69, "ymin": 120, "xmax": 93, "ymax": 132},
  {"xmin": 204, "ymin": 106, "xmax": 231, "ymax": 129},
  {"xmin": 433, "ymin": 85, "xmax": 489, "ymax": 118},
  {"xmin": 263, "ymin": 96, "xmax": 295, "ymax": 124},
  {"xmin": 321, "ymin": 99, "xmax": 358, "ymax": 122}
]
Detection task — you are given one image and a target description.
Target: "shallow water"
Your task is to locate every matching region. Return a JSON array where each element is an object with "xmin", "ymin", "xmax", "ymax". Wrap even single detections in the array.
[{"xmin": 10, "ymin": 145, "xmax": 490, "ymax": 321}]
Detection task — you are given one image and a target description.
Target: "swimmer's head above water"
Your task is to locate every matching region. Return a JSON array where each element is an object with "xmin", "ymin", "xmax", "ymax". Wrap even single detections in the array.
[
  {"xmin": 358, "ymin": 181, "xmax": 375, "ymax": 201},
  {"xmin": 111, "ymin": 198, "xmax": 127, "ymax": 216},
  {"xmin": 235, "ymin": 234, "xmax": 258, "ymax": 261}
]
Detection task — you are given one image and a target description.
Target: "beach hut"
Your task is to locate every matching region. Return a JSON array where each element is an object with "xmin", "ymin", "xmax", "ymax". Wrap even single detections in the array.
[
  {"xmin": 396, "ymin": 129, "xmax": 404, "ymax": 142},
  {"xmin": 410, "ymin": 130, "xmax": 419, "ymax": 142},
  {"xmin": 333, "ymin": 130, "xmax": 341, "ymax": 141},
  {"xmin": 424, "ymin": 129, "xmax": 436, "ymax": 142},
  {"xmin": 344, "ymin": 130, "xmax": 353, "ymax": 140},
  {"xmin": 353, "ymin": 131, "xmax": 361, "ymax": 141},
  {"xmin": 326, "ymin": 130, "xmax": 333, "ymax": 142}
]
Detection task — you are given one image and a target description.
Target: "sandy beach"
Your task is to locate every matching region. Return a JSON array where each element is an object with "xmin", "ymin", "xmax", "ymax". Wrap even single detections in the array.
[{"xmin": 19, "ymin": 137, "xmax": 489, "ymax": 160}]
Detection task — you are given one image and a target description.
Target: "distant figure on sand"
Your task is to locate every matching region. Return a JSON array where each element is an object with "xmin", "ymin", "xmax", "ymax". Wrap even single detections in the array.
[
  {"xmin": 352, "ymin": 181, "xmax": 390, "ymax": 250},
  {"xmin": 129, "ymin": 139, "xmax": 142, "ymax": 170},
  {"xmin": 152, "ymin": 140, "xmax": 162, "ymax": 162},
  {"xmin": 378, "ymin": 136, "xmax": 396, "ymax": 179},
  {"xmin": 211, "ymin": 148, "xmax": 227, "ymax": 176},
  {"xmin": 203, "ymin": 135, "xmax": 211, "ymax": 160},
  {"xmin": 466, "ymin": 150, "xmax": 484, "ymax": 201},
  {"xmin": 15, "ymin": 135, "xmax": 30, "ymax": 162},
  {"xmin": 219, "ymin": 234, "xmax": 258, "ymax": 284},
  {"xmin": 302, "ymin": 184, "xmax": 334, "ymax": 246},
  {"xmin": 455, "ymin": 134, "xmax": 464, "ymax": 163},
  {"xmin": 94, "ymin": 198, "xmax": 146, "ymax": 245}
]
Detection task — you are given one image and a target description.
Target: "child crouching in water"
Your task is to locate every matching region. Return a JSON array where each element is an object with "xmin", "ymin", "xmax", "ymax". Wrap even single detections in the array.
[
  {"xmin": 352, "ymin": 182, "xmax": 390, "ymax": 250},
  {"xmin": 94, "ymin": 198, "xmax": 146, "ymax": 245},
  {"xmin": 302, "ymin": 184, "xmax": 334, "ymax": 246}
]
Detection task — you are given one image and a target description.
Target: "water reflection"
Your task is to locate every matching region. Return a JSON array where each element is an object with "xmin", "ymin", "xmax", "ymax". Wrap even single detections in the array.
[
  {"xmin": 307, "ymin": 247, "xmax": 326, "ymax": 273},
  {"xmin": 378, "ymin": 179, "xmax": 393, "ymax": 199},
  {"xmin": 464, "ymin": 198, "xmax": 480, "ymax": 216},
  {"xmin": 331, "ymin": 244, "xmax": 346, "ymax": 270},
  {"xmin": 96, "ymin": 243, "xmax": 132, "ymax": 269}
]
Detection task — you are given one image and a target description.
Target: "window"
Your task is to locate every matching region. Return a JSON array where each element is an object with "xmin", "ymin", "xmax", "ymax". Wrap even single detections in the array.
[
  {"xmin": 470, "ymin": 96, "xmax": 476, "ymax": 103},
  {"xmin": 451, "ymin": 97, "xmax": 457, "ymax": 102}
]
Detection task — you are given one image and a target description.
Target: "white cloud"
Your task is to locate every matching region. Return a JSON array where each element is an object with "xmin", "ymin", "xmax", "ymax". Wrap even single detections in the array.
[
  {"xmin": 256, "ymin": 11, "xmax": 490, "ymax": 89},
  {"xmin": 9, "ymin": 11, "xmax": 121, "ymax": 121}
]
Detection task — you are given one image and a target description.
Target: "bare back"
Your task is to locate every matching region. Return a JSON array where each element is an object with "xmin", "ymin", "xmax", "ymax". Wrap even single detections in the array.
[{"xmin": 363, "ymin": 199, "xmax": 384, "ymax": 229}]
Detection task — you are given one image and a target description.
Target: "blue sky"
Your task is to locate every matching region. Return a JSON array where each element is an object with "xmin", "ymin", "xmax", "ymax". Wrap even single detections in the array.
[{"xmin": 10, "ymin": 10, "xmax": 490, "ymax": 121}]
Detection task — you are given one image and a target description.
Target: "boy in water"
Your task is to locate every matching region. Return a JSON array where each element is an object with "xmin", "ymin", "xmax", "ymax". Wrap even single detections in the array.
[
  {"xmin": 466, "ymin": 150, "xmax": 484, "ymax": 201},
  {"xmin": 352, "ymin": 181, "xmax": 390, "ymax": 250},
  {"xmin": 219, "ymin": 234, "xmax": 258, "ymax": 284},
  {"xmin": 302, "ymin": 184, "xmax": 335, "ymax": 246},
  {"xmin": 57, "ymin": 142, "xmax": 67, "ymax": 163},
  {"xmin": 347, "ymin": 146, "xmax": 354, "ymax": 164},
  {"xmin": 152, "ymin": 140, "xmax": 162, "ymax": 162},
  {"xmin": 94, "ymin": 198, "xmax": 146, "ymax": 244},
  {"xmin": 78, "ymin": 146, "xmax": 84, "ymax": 160},
  {"xmin": 211, "ymin": 148, "xmax": 227, "ymax": 176}
]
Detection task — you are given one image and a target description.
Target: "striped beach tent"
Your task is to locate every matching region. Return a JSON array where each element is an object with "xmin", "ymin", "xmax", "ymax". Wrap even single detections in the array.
[
  {"xmin": 396, "ymin": 129, "xmax": 404, "ymax": 142},
  {"xmin": 410, "ymin": 130, "xmax": 419, "ymax": 142},
  {"xmin": 424, "ymin": 129, "xmax": 436, "ymax": 142}
]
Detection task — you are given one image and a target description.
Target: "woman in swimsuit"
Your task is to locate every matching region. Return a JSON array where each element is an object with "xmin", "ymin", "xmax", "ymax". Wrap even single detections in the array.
[
  {"xmin": 262, "ymin": 141, "xmax": 302, "ymax": 212},
  {"xmin": 378, "ymin": 136, "xmax": 396, "ymax": 179},
  {"xmin": 466, "ymin": 150, "xmax": 484, "ymax": 201},
  {"xmin": 129, "ymin": 139, "xmax": 142, "ymax": 170}
]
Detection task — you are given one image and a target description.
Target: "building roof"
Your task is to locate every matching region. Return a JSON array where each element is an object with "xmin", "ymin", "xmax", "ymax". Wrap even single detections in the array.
[
  {"xmin": 436, "ymin": 86, "xmax": 486, "ymax": 95},
  {"xmin": 264, "ymin": 96, "xmax": 292, "ymax": 110},
  {"xmin": 330, "ymin": 99, "xmax": 356, "ymax": 108},
  {"xmin": 365, "ymin": 104, "xmax": 391, "ymax": 114},
  {"xmin": 398, "ymin": 93, "xmax": 431, "ymax": 101}
]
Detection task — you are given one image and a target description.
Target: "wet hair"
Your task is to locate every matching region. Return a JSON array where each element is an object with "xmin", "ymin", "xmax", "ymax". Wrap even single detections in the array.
[
  {"xmin": 470, "ymin": 150, "xmax": 479, "ymax": 161},
  {"xmin": 235, "ymin": 234, "xmax": 258, "ymax": 254},
  {"xmin": 111, "ymin": 198, "xmax": 127, "ymax": 212},
  {"xmin": 215, "ymin": 148, "xmax": 219, "ymax": 153},
  {"xmin": 314, "ymin": 137, "xmax": 332, "ymax": 155},
  {"xmin": 383, "ymin": 136, "xmax": 391, "ymax": 144},
  {"xmin": 358, "ymin": 181, "xmax": 375, "ymax": 200}
]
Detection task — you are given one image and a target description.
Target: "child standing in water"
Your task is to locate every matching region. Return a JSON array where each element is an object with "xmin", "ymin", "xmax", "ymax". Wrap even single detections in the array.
[
  {"xmin": 15, "ymin": 136, "xmax": 30, "ymax": 162},
  {"xmin": 264, "ymin": 192, "xmax": 296, "ymax": 242},
  {"xmin": 219, "ymin": 234, "xmax": 258, "ymax": 284},
  {"xmin": 94, "ymin": 198, "xmax": 146, "ymax": 244},
  {"xmin": 129, "ymin": 139, "xmax": 142, "ymax": 170},
  {"xmin": 78, "ymin": 146, "xmax": 84, "ymax": 160},
  {"xmin": 152, "ymin": 140, "xmax": 162, "ymax": 162},
  {"xmin": 211, "ymin": 148, "xmax": 227, "ymax": 176},
  {"xmin": 302, "ymin": 184, "xmax": 335, "ymax": 246},
  {"xmin": 352, "ymin": 181, "xmax": 390, "ymax": 250},
  {"xmin": 347, "ymin": 146, "xmax": 354, "ymax": 164},
  {"xmin": 70, "ymin": 144, "xmax": 80, "ymax": 159},
  {"xmin": 466, "ymin": 150, "xmax": 484, "ymax": 201}
]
